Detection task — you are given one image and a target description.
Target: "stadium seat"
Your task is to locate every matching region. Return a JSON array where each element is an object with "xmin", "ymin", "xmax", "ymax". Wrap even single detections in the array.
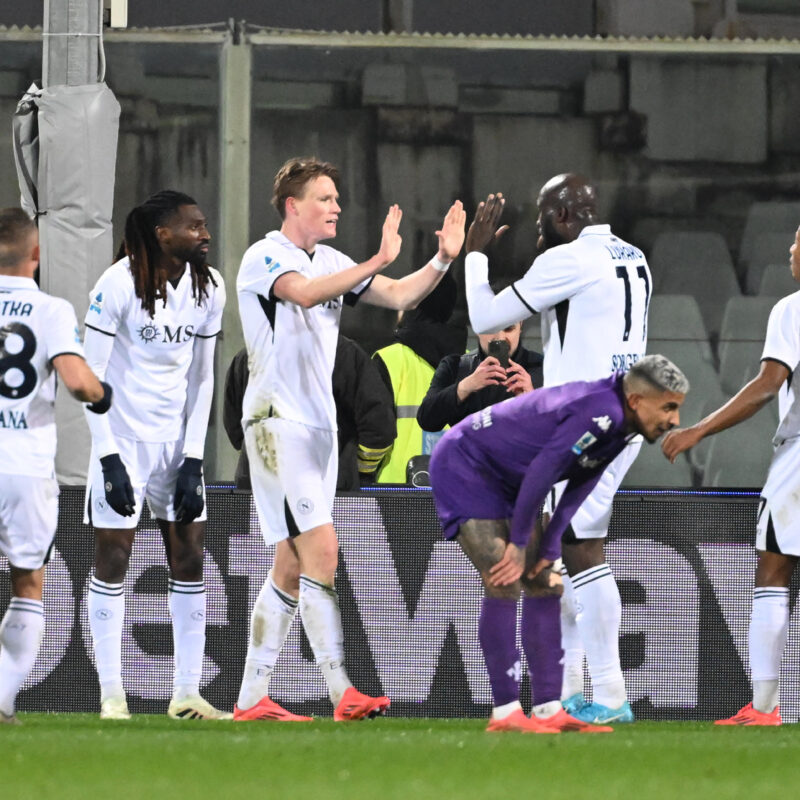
[
  {"xmin": 743, "ymin": 232, "xmax": 794, "ymax": 293},
  {"xmin": 717, "ymin": 296, "xmax": 776, "ymax": 395},
  {"xmin": 759, "ymin": 263, "xmax": 798, "ymax": 297},
  {"xmin": 647, "ymin": 294, "xmax": 709, "ymax": 342},
  {"xmin": 621, "ymin": 438, "xmax": 694, "ymax": 488},
  {"xmin": 739, "ymin": 201, "xmax": 800, "ymax": 284},
  {"xmin": 649, "ymin": 231, "xmax": 740, "ymax": 340},
  {"xmin": 702, "ymin": 411, "xmax": 777, "ymax": 488},
  {"xmin": 646, "ymin": 338, "xmax": 726, "ymax": 476}
]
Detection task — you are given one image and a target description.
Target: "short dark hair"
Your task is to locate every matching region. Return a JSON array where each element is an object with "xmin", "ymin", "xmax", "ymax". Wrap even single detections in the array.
[
  {"xmin": 0, "ymin": 207, "xmax": 36, "ymax": 269},
  {"xmin": 272, "ymin": 157, "xmax": 340, "ymax": 219}
]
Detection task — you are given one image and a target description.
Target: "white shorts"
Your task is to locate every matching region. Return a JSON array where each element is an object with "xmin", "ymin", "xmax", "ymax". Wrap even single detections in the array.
[
  {"xmin": 757, "ymin": 438, "xmax": 800, "ymax": 556},
  {"xmin": 548, "ymin": 437, "xmax": 642, "ymax": 539},
  {"xmin": 0, "ymin": 473, "xmax": 59, "ymax": 570},
  {"xmin": 84, "ymin": 437, "xmax": 206, "ymax": 529},
  {"xmin": 245, "ymin": 417, "xmax": 337, "ymax": 545}
]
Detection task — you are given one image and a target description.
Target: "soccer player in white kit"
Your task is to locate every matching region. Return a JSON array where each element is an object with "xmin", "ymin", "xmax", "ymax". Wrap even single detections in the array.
[
  {"xmin": 463, "ymin": 176, "xmax": 652, "ymax": 725},
  {"xmin": 83, "ymin": 191, "xmax": 228, "ymax": 721},
  {"xmin": 663, "ymin": 225, "xmax": 800, "ymax": 726},
  {"xmin": 235, "ymin": 157, "xmax": 465, "ymax": 721},
  {"xmin": 0, "ymin": 208, "xmax": 110, "ymax": 724}
]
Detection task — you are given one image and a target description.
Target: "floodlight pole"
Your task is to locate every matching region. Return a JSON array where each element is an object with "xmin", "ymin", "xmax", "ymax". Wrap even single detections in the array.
[
  {"xmin": 43, "ymin": 0, "xmax": 102, "ymax": 87},
  {"xmin": 210, "ymin": 20, "xmax": 252, "ymax": 482}
]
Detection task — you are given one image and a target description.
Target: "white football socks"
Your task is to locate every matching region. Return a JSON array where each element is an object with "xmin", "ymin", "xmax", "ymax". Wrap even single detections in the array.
[
  {"xmin": 750, "ymin": 587, "xmax": 789, "ymax": 713},
  {"xmin": 0, "ymin": 598, "xmax": 44, "ymax": 716},
  {"xmin": 237, "ymin": 572, "xmax": 298, "ymax": 710},
  {"xmin": 88, "ymin": 576, "xmax": 125, "ymax": 701},
  {"xmin": 559, "ymin": 569, "xmax": 586, "ymax": 700},
  {"xmin": 571, "ymin": 563, "xmax": 626, "ymax": 709},
  {"xmin": 168, "ymin": 579, "xmax": 206, "ymax": 700},
  {"xmin": 298, "ymin": 574, "xmax": 352, "ymax": 706}
]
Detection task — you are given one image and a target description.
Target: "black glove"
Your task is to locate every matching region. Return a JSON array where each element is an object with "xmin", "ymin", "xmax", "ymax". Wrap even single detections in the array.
[
  {"xmin": 86, "ymin": 381, "xmax": 113, "ymax": 414},
  {"xmin": 99, "ymin": 453, "xmax": 135, "ymax": 517},
  {"xmin": 174, "ymin": 457, "xmax": 204, "ymax": 524}
]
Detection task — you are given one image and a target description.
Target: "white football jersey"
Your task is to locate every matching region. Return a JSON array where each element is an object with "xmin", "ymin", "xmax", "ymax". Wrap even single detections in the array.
[
  {"xmin": 237, "ymin": 231, "xmax": 371, "ymax": 431},
  {"xmin": 513, "ymin": 225, "xmax": 651, "ymax": 386},
  {"xmin": 0, "ymin": 276, "xmax": 84, "ymax": 477},
  {"xmin": 85, "ymin": 258, "xmax": 225, "ymax": 442},
  {"xmin": 761, "ymin": 290, "xmax": 800, "ymax": 445}
]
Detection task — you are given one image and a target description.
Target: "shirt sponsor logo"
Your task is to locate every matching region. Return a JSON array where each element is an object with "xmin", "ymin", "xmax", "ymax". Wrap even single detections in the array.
[
  {"xmin": 571, "ymin": 431, "xmax": 597, "ymax": 454},
  {"xmin": 593, "ymin": 415, "xmax": 612, "ymax": 432},
  {"xmin": 136, "ymin": 323, "xmax": 195, "ymax": 344},
  {"xmin": 89, "ymin": 292, "xmax": 103, "ymax": 314},
  {"xmin": 471, "ymin": 407, "xmax": 493, "ymax": 430}
]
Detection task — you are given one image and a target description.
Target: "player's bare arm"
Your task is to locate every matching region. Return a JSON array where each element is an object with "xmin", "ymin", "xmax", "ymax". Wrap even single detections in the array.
[
  {"xmin": 364, "ymin": 200, "xmax": 465, "ymax": 310},
  {"xmin": 466, "ymin": 193, "xmax": 509, "ymax": 254},
  {"xmin": 662, "ymin": 359, "xmax": 789, "ymax": 463},
  {"xmin": 52, "ymin": 353, "xmax": 104, "ymax": 404},
  {"xmin": 274, "ymin": 205, "xmax": 402, "ymax": 308}
]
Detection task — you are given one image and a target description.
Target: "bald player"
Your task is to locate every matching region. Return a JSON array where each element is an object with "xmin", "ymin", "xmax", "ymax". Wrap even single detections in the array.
[{"xmin": 463, "ymin": 175, "xmax": 652, "ymax": 725}]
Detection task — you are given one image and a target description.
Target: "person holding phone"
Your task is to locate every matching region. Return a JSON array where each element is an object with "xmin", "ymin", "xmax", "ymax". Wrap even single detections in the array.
[{"xmin": 416, "ymin": 322, "xmax": 542, "ymax": 433}]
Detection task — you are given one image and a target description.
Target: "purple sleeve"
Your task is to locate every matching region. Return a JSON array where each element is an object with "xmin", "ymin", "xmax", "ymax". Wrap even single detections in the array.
[
  {"xmin": 508, "ymin": 417, "xmax": 589, "ymax": 548},
  {"xmin": 537, "ymin": 473, "xmax": 604, "ymax": 561}
]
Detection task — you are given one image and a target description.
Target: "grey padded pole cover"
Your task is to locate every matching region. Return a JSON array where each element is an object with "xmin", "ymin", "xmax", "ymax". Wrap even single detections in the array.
[{"xmin": 12, "ymin": 82, "xmax": 120, "ymax": 483}]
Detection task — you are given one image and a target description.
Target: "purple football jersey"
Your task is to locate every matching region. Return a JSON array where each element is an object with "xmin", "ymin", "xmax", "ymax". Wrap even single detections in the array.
[{"xmin": 429, "ymin": 373, "xmax": 635, "ymax": 560}]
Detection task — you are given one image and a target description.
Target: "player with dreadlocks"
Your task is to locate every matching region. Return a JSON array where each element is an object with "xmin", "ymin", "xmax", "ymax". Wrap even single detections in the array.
[{"xmin": 82, "ymin": 190, "xmax": 228, "ymax": 721}]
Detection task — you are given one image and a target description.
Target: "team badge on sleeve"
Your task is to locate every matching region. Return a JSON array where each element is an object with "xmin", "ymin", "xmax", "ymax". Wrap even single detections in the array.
[{"xmin": 571, "ymin": 431, "xmax": 597, "ymax": 455}]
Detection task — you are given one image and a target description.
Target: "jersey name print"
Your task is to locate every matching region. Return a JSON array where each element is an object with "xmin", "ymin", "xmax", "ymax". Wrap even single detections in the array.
[
  {"xmin": 514, "ymin": 225, "xmax": 651, "ymax": 387},
  {"xmin": 0, "ymin": 276, "xmax": 84, "ymax": 477},
  {"xmin": 85, "ymin": 258, "xmax": 225, "ymax": 443}
]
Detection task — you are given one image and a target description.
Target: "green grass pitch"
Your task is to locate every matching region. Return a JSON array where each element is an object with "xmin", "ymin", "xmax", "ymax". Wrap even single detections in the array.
[{"xmin": 2, "ymin": 714, "xmax": 799, "ymax": 799}]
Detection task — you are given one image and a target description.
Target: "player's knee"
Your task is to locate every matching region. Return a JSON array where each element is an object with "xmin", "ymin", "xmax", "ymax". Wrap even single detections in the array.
[
  {"xmin": 94, "ymin": 543, "xmax": 132, "ymax": 582},
  {"xmin": 482, "ymin": 578, "xmax": 520, "ymax": 601},
  {"xmin": 171, "ymin": 549, "xmax": 204, "ymax": 581}
]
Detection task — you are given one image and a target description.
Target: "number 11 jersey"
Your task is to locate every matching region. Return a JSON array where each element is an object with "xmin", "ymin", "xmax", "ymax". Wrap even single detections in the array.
[
  {"xmin": 512, "ymin": 224, "xmax": 651, "ymax": 386},
  {"xmin": 0, "ymin": 275, "xmax": 84, "ymax": 477}
]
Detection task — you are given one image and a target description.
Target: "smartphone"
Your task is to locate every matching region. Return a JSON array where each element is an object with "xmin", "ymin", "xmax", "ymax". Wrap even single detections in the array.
[{"xmin": 487, "ymin": 339, "xmax": 510, "ymax": 369}]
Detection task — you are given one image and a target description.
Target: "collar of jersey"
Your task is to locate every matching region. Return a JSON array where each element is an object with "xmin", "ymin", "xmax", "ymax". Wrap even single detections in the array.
[
  {"xmin": 0, "ymin": 275, "xmax": 38, "ymax": 290},
  {"xmin": 577, "ymin": 224, "xmax": 612, "ymax": 237}
]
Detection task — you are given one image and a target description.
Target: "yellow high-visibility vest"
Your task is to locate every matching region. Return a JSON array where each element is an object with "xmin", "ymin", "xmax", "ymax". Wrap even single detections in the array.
[{"xmin": 374, "ymin": 343, "xmax": 444, "ymax": 483}]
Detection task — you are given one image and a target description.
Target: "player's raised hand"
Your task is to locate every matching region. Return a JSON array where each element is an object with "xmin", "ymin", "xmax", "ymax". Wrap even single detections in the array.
[
  {"xmin": 488, "ymin": 542, "xmax": 525, "ymax": 587},
  {"xmin": 435, "ymin": 200, "xmax": 466, "ymax": 262},
  {"xmin": 661, "ymin": 427, "xmax": 702, "ymax": 463},
  {"xmin": 99, "ymin": 453, "xmax": 135, "ymax": 517},
  {"xmin": 174, "ymin": 457, "xmax": 205, "ymax": 524},
  {"xmin": 376, "ymin": 204, "xmax": 403, "ymax": 268},
  {"xmin": 466, "ymin": 193, "xmax": 509, "ymax": 254}
]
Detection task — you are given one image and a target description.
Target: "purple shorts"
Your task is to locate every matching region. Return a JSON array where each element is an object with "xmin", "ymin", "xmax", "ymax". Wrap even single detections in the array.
[{"xmin": 429, "ymin": 431, "xmax": 513, "ymax": 540}]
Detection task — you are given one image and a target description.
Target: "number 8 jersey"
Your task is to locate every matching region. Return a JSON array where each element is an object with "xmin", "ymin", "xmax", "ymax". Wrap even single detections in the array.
[
  {"xmin": 0, "ymin": 275, "xmax": 84, "ymax": 477},
  {"xmin": 513, "ymin": 224, "xmax": 651, "ymax": 386}
]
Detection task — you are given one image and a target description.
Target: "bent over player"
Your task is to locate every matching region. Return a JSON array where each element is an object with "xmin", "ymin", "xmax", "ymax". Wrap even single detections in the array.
[
  {"xmin": 235, "ymin": 156, "xmax": 465, "ymax": 721},
  {"xmin": 464, "ymin": 178, "xmax": 652, "ymax": 724},
  {"xmin": 0, "ymin": 208, "xmax": 110, "ymax": 723},
  {"xmin": 83, "ymin": 191, "xmax": 227, "ymax": 720},
  {"xmin": 430, "ymin": 356, "xmax": 687, "ymax": 733},
  {"xmin": 662, "ymin": 226, "xmax": 800, "ymax": 726}
]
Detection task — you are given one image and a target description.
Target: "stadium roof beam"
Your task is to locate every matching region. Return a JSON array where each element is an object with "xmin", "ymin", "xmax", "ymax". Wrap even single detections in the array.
[{"xmin": 3, "ymin": 25, "xmax": 800, "ymax": 54}]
